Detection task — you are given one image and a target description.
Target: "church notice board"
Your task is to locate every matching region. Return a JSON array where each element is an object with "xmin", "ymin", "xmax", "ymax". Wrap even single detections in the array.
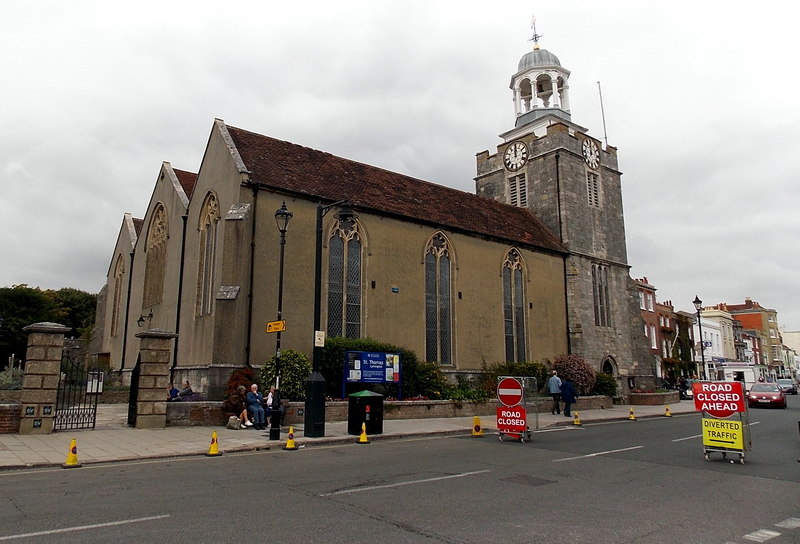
[{"xmin": 342, "ymin": 351, "xmax": 401, "ymax": 399}]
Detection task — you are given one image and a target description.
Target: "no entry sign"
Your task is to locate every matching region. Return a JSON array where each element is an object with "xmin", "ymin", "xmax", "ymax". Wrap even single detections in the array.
[
  {"xmin": 692, "ymin": 381, "xmax": 746, "ymax": 418},
  {"xmin": 497, "ymin": 377, "xmax": 524, "ymax": 407}
]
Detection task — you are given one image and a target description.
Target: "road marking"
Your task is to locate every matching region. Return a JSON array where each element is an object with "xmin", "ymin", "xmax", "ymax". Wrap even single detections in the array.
[
  {"xmin": 742, "ymin": 528, "xmax": 781, "ymax": 542},
  {"xmin": 672, "ymin": 434, "xmax": 702, "ymax": 442},
  {"xmin": 775, "ymin": 517, "xmax": 800, "ymax": 529},
  {"xmin": 553, "ymin": 446, "xmax": 643, "ymax": 462},
  {"xmin": 320, "ymin": 469, "xmax": 490, "ymax": 496},
  {"xmin": 0, "ymin": 514, "xmax": 170, "ymax": 541}
]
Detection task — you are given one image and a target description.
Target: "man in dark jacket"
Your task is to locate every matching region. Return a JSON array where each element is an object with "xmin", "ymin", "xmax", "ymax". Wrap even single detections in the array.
[{"xmin": 560, "ymin": 378, "xmax": 578, "ymax": 418}]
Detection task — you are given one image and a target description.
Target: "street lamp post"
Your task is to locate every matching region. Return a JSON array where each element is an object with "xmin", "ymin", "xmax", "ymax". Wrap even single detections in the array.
[
  {"xmin": 693, "ymin": 296, "xmax": 707, "ymax": 380},
  {"xmin": 270, "ymin": 202, "xmax": 292, "ymax": 440},
  {"xmin": 305, "ymin": 200, "xmax": 357, "ymax": 438}
]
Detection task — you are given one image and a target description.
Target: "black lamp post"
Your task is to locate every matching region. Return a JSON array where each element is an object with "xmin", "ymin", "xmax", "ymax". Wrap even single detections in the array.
[
  {"xmin": 270, "ymin": 201, "xmax": 292, "ymax": 440},
  {"xmin": 693, "ymin": 296, "xmax": 706, "ymax": 379},
  {"xmin": 304, "ymin": 200, "xmax": 357, "ymax": 438}
]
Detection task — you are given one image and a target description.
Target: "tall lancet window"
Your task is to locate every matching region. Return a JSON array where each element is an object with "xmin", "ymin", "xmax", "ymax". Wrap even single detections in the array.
[
  {"xmin": 196, "ymin": 193, "xmax": 220, "ymax": 316},
  {"xmin": 592, "ymin": 263, "xmax": 612, "ymax": 327},
  {"xmin": 111, "ymin": 255, "xmax": 125, "ymax": 337},
  {"xmin": 425, "ymin": 232, "xmax": 453, "ymax": 365},
  {"xmin": 327, "ymin": 216, "xmax": 362, "ymax": 338},
  {"xmin": 503, "ymin": 248, "xmax": 527, "ymax": 362},
  {"xmin": 143, "ymin": 204, "xmax": 168, "ymax": 308}
]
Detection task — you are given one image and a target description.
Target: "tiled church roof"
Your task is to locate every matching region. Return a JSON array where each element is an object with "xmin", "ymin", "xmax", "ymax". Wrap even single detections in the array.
[
  {"xmin": 225, "ymin": 124, "xmax": 565, "ymax": 255},
  {"xmin": 173, "ymin": 168, "xmax": 198, "ymax": 199},
  {"xmin": 132, "ymin": 217, "xmax": 144, "ymax": 236}
]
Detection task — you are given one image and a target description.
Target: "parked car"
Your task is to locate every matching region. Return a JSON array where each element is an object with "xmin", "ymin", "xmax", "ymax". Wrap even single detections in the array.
[
  {"xmin": 777, "ymin": 379, "xmax": 797, "ymax": 395},
  {"xmin": 747, "ymin": 383, "xmax": 787, "ymax": 408}
]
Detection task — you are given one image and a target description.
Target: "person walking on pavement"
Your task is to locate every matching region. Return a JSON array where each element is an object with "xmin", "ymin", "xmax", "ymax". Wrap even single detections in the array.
[
  {"xmin": 560, "ymin": 377, "xmax": 577, "ymax": 417},
  {"xmin": 547, "ymin": 370, "xmax": 562, "ymax": 415}
]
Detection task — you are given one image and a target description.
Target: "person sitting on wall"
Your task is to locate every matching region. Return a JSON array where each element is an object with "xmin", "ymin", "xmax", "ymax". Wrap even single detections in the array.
[
  {"xmin": 167, "ymin": 382, "xmax": 179, "ymax": 401},
  {"xmin": 246, "ymin": 384, "xmax": 266, "ymax": 430},
  {"xmin": 176, "ymin": 380, "xmax": 193, "ymax": 400}
]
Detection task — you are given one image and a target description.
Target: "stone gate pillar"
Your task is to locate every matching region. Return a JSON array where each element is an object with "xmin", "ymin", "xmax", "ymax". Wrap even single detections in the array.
[
  {"xmin": 134, "ymin": 329, "xmax": 177, "ymax": 429},
  {"xmin": 19, "ymin": 322, "xmax": 70, "ymax": 434}
]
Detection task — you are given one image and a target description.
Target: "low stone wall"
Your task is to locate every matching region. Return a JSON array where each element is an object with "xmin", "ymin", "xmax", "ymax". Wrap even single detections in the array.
[
  {"xmin": 165, "ymin": 395, "xmax": 614, "ymax": 426},
  {"xmin": 0, "ymin": 403, "xmax": 21, "ymax": 433},
  {"xmin": 0, "ymin": 391, "xmax": 21, "ymax": 402},
  {"xmin": 628, "ymin": 391, "xmax": 680, "ymax": 405}
]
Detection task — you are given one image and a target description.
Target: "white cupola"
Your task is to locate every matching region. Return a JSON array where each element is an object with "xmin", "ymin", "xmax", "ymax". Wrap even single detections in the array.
[{"xmin": 510, "ymin": 40, "xmax": 572, "ymax": 130}]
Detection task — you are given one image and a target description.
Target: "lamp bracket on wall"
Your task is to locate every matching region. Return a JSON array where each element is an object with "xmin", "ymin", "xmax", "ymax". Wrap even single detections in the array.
[{"xmin": 137, "ymin": 310, "xmax": 153, "ymax": 328}]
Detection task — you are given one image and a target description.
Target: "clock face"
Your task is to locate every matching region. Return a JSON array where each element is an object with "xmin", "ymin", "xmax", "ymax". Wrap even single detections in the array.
[
  {"xmin": 582, "ymin": 139, "xmax": 600, "ymax": 169},
  {"xmin": 503, "ymin": 141, "xmax": 528, "ymax": 171}
]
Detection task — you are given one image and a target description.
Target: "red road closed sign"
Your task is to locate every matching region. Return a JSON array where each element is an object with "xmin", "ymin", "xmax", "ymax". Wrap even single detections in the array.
[
  {"xmin": 497, "ymin": 377, "xmax": 524, "ymax": 407},
  {"xmin": 692, "ymin": 381, "xmax": 746, "ymax": 418},
  {"xmin": 497, "ymin": 406, "xmax": 527, "ymax": 434}
]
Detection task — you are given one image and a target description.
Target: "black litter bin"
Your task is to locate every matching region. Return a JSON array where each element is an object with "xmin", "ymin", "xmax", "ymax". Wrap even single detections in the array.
[{"xmin": 348, "ymin": 390, "xmax": 384, "ymax": 435}]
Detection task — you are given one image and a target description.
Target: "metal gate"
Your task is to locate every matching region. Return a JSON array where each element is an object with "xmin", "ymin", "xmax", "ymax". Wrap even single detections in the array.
[{"xmin": 55, "ymin": 349, "xmax": 101, "ymax": 431}]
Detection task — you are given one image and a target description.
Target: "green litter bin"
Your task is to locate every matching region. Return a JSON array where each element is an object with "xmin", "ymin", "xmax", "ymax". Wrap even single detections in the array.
[{"xmin": 348, "ymin": 390, "xmax": 384, "ymax": 435}]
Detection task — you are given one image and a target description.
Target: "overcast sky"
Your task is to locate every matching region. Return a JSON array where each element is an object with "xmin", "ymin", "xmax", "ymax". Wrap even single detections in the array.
[{"xmin": 2, "ymin": 1, "xmax": 798, "ymax": 331}]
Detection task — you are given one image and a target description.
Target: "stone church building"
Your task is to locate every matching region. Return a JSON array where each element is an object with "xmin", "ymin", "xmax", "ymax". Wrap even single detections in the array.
[{"xmin": 93, "ymin": 40, "xmax": 653, "ymax": 398}]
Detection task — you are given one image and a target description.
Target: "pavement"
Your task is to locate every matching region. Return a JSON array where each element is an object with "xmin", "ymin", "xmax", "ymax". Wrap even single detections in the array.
[{"xmin": 0, "ymin": 401, "xmax": 699, "ymax": 470}]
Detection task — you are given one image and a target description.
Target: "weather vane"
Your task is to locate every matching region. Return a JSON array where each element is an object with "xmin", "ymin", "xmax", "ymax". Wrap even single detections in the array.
[{"xmin": 530, "ymin": 15, "xmax": 543, "ymax": 49}]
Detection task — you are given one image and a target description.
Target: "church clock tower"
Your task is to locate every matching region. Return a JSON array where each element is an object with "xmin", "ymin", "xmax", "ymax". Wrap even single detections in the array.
[{"xmin": 475, "ymin": 32, "xmax": 654, "ymax": 391}]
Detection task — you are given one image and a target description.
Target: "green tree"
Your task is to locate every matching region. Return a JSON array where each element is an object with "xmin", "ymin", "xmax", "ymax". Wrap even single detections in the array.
[
  {"xmin": 0, "ymin": 285, "xmax": 97, "ymax": 370},
  {"xmin": 0, "ymin": 285, "xmax": 55, "ymax": 370}
]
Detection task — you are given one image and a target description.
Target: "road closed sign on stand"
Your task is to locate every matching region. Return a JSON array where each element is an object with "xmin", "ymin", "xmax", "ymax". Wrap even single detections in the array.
[
  {"xmin": 497, "ymin": 377, "xmax": 524, "ymax": 407},
  {"xmin": 497, "ymin": 406, "xmax": 527, "ymax": 434},
  {"xmin": 692, "ymin": 381, "xmax": 746, "ymax": 418}
]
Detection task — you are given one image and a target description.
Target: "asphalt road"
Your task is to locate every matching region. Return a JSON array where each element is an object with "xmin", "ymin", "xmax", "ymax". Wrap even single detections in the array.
[{"xmin": 1, "ymin": 406, "xmax": 798, "ymax": 544}]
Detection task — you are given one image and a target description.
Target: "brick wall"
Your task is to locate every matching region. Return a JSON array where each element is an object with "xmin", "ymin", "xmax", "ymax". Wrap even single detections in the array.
[{"xmin": 0, "ymin": 403, "xmax": 21, "ymax": 433}]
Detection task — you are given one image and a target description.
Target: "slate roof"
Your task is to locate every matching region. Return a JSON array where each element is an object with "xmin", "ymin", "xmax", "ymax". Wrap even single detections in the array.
[
  {"xmin": 132, "ymin": 217, "xmax": 144, "ymax": 236},
  {"xmin": 225, "ymin": 124, "xmax": 565, "ymax": 255}
]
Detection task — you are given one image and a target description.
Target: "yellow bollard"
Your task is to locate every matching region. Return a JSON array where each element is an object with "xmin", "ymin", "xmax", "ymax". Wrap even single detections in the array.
[
  {"xmin": 283, "ymin": 426, "xmax": 298, "ymax": 450},
  {"xmin": 62, "ymin": 438, "xmax": 82, "ymax": 469},
  {"xmin": 356, "ymin": 422, "xmax": 370, "ymax": 444},
  {"xmin": 572, "ymin": 412, "xmax": 582, "ymax": 426},
  {"xmin": 205, "ymin": 431, "xmax": 222, "ymax": 456},
  {"xmin": 628, "ymin": 407, "xmax": 637, "ymax": 421},
  {"xmin": 664, "ymin": 405, "xmax": 672, "ymax": 417},
  {"xmin": 472, "ymin": 416, "xmax": 484, "ymax": 437}
]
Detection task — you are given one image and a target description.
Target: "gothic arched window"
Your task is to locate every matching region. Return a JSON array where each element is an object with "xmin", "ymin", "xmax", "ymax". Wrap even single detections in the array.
[
  {"xmin": 111, "ymin": 255, "xmax": 125, "ymax": 337},
  {"xmin": 503, "ymin": 248, "xmax": 526, "ymax": 362},
  {"xmin": 196, "ymin": 193, "xmax": 220, "ymax": 316},
  {"xmin": 425, "ymin": 232, "xmax": 453, "ymax": 365},
  {"xmin": 143, "ymin": 204, "xmax": 168, "ymax": 308},
  {"xmin": 592, "ymin": 263, "xmax": 611, "ymax": 327},
  {"xmin": 327, "ymin": 216, "xmax": 361, "ymax": 338}
]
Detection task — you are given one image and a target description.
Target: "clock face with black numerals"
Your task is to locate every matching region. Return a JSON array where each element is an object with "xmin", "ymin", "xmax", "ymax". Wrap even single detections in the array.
[
  {"xmin": 582, "ymin": 139, "xmax": 600, "ymax": 169},
  {"xmin": 503, "ymin": 141, "xmax": 528, "ymax": 171}
]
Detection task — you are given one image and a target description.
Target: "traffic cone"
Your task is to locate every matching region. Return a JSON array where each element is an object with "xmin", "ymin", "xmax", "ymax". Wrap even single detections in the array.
[
  {"xmin": 356, "ymin": 422, "xmax": 370, "ymax": 444},
  {"xmin": 628, "ymin": 408, "xmax": 637, "ymax": 421},
  {"xmin": 205, "ymin": 431, "xmax": 222, "ymax": 456},
  {"xmin": 572, "ymin": 412, "xmax": 582, "ymax": 426},
  {"xmin": 664, "ymin": 405, "xmax": 672, "ymax": 417},
  {"xmin": 283, "ymin": 427, "xmax": 298, "ymax": 450},
  {"xmin": 62, "ymin": 438, "xmax": 82, "ymax": 469},
  {"xmin": 472, "ymin": 416, "xmax": 483, "ymax": 437}
]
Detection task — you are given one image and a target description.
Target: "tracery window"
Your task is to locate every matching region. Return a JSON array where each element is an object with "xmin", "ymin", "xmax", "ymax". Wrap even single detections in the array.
[
  {"xmin": 327, "ymin": 216, "xmax": 362, "ymax": 338},
  {"xmin": 142, "ymin": 204, "xmax": 168, "ymax": 308},
  {"xmin": 503, "ymin": 248, "xmax": 526, "ymax": 362},
  {"xmin": 425, "ymin": 232, "xmax": 453, "ymax": 365},
  {"xmin": 196, "ymin": 193, "xmax": 220, "ymax": 316}
]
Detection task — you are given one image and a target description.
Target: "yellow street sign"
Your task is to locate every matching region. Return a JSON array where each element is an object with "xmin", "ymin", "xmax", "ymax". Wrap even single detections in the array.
[
  {"xmin": 266, "ymin": 320, "xmax": 286, "ymax": 333},
  {"xmin": 702, "ymin": 417, "xmax": 744, "ymax": 450}
]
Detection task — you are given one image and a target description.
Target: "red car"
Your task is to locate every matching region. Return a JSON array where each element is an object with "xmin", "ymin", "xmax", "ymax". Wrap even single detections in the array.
[{"xmin": 747, "ymin": 383, "xmax": 787, "ymax": 408}]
